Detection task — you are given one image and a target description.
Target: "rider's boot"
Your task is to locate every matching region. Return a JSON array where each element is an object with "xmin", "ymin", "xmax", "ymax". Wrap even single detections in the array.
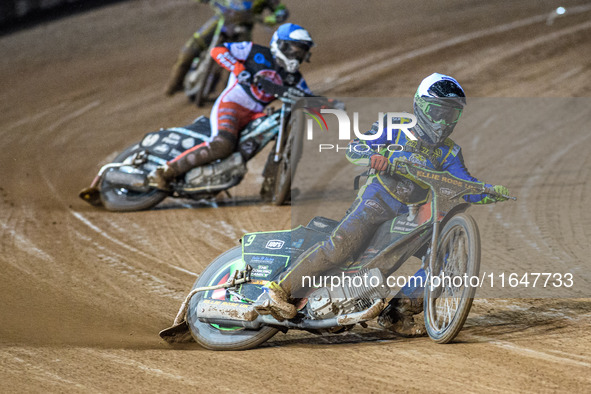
[
  {"xmin": 253, "ymin": 281, "xmax": 297, "ymax": 321},
  {"xmin": 378, "ymin": 297, "xmax": 426, "ymax": 337},
  {"xmin": 147, "ymin": 163, "xmax": 179, "ymax": 191},
  {"xmin": 164, "ymin": 49, "xmax": 197, "ymax": 96},
  {"xmin": 148, "ymin": 134, "xmax": 236, "ymax": 190}
]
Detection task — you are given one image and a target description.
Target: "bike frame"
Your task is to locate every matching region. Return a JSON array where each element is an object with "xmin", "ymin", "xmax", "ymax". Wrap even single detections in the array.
[
  {"xmin": 184, "ymin": 13, "xmax": 225, "ymax": 99},
  {"xmin": 397, "ymin": 162, "xmax": 489, "ymax": 274},
  {"xmin": 357, "ymin": 162, "xmax": 490, "ymax": 279}
]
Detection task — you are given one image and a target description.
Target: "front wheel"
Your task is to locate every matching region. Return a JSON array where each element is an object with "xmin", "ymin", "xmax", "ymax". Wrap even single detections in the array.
[
  {"xmin": 423, "ymin": 213, "xmax": 481, "ymax": 344},
  {"xmin": 186, "ymin": 247, "xmax": 279, "ymax": 350},
  {"xmin": 264, "ymin": 110, "xmax": 303, "ymax": 206},
  {"xmin": 194, "ymin": 57, "xmax": 216, "ymax": 108},
  {"xmin": 100, "ymin": 144, "xmax": 167, "ymax": 212},
  {"xmin": 272, "ymin": 141, "xmax": 292, "ymax": 206}
]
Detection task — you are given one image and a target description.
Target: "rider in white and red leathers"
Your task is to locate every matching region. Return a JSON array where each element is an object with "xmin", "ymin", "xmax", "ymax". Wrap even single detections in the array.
[
  {"xmin": 150, "ymin": 23, "xmax": 314, "ymax": 188},
  {"xmin": 207, "ymin": 37, "xmax": 312, "ymax": 139}
]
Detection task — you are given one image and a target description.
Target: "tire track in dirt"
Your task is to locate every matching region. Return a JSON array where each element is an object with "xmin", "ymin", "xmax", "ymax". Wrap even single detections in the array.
[
  {"xmin": 1, "ymin": 0, "xmax": 591, "ymax": 392},
  {"xmin": 32, "ymin": 101, "xmax": 201, "ymax": 285},
  {"xmin": 310, "ymin": 3, "xmax": 591, "ymax": 94}
]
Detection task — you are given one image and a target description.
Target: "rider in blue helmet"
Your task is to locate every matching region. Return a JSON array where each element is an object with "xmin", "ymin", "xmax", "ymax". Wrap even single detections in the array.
[
  {"xmin": 270, "ymin": 23, "xmax": 315, "ymax": 73},
  {"xmin": 150, "ymin": 23, "xmax": 315, "ymax": 190}
]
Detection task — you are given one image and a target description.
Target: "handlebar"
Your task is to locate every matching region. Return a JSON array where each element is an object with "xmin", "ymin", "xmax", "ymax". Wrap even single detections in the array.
[
  {"xmin": 381, "ymin": 160, "xmax": 517, "ymax": 201},
  {"xmin": 483, "ymin": 186, "xmax": 517, "ymax": 201},
  {"xmin": 252, "ymin": 75, "xmax": 316, "ymax": 102},
  {"xmin": 248, "ymin": 76, "xmax": 347, "ymax": 113}
]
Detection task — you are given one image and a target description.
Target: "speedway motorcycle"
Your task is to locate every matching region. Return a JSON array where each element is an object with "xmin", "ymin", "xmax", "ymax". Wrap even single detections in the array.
[
  {"xmin": 183, "ymin": 12, "xmax": 231, "ymax": 107},
  {"xmin": 160, "ymin": 160, "xmax": 515, "ymax": 350},
  {"xmin": 184, "ymin": 9, "xmax": 272, "ymax": 107},
  {"xmin": 79, "ymin": 78, "xmax": 321, "ymax": 211}
]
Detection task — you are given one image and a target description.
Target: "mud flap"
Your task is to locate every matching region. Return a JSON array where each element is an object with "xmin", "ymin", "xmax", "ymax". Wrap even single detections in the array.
[
  {"xmin": 159, "ymin": 320, "xmax": 194, "ymax": 344},
  {"xmin": 79, "ymin": 186, "xmax": 102, "ymax": 206}
]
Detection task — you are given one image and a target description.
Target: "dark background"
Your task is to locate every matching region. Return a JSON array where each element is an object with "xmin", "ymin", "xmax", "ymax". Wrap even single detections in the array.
[{"xmin": 0, "ymin": 0, "xmax": 126, "ymax": 34}]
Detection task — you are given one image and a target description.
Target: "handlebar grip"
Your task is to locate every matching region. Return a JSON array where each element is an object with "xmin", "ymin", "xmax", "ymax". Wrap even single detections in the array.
[{"xmin": 484, "ymin": 186, "xmax": 517, "ymax": 200}]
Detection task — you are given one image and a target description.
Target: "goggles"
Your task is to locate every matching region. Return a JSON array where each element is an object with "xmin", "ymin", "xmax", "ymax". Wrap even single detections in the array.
[
  {"xmin": 278, "ymin": 41, "xmax": 310, "ymax": 63},
  {"xmin": 416, "ymin": 96, "xmax": 463, "ymax": 126}
]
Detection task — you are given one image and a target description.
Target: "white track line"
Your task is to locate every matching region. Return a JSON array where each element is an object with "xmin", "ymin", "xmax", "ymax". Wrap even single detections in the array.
[
  {"xmin": 315, "ymin": 4, "xmax": 591, "ymax": 92},
  {"xmin": 71, "ymin": 211, "xmax": 198, "ymax": 277},
  {"xmin": 34, "ymin": 106, "xmax": 199, "ymax": 279},
  {"xmin": 467, "ymin": 334, "xmax": 591, "ymax": 368},
  {"xmin": 0, "ymin": 220, "xmax": 54, "ymax": 264},
  {"xmin": 3, "ymin": 102, "xmax": 68, "ymax": 133},
  {"xmin": 545, "ymin": 348, "xmax": 591, "ymax": 363},
  {"xmin": 78, "ymin": 349, "xmax": 208, "ymax": 388},
  {"xmin": 46, "ymin": 100, "xmax": 101, "ymax": 133},
  {"xmin": 0, "ymin": 350, "xmax": 87, "ymax": 390}
]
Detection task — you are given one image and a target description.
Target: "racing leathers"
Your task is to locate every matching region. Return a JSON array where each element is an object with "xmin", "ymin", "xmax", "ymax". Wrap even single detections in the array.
[
  {"xmin": 159, "ymin": 41, "xmax": 311, "ymax": 181},
  {"xmin": 165, "ymin": 0, "xmax": 289, "ymax": 95},
  {"xmin": 275, "ymin": 118, "xmax": 495, "ymax": 321}
]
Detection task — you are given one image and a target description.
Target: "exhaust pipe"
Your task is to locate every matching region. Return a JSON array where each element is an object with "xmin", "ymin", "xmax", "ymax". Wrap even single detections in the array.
[
  {"xmin": 103, "ymin": 169, "xmax": 149, "ymax": 191},
  {"xmin": 196, "ymin": 298, "xmax": 384, "ymax": 330}
]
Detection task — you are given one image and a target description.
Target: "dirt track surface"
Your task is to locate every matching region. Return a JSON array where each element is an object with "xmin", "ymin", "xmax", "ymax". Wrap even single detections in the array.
[{"xmin": 1, "ymin": 0, "xmax": 590, "ymax": 392}]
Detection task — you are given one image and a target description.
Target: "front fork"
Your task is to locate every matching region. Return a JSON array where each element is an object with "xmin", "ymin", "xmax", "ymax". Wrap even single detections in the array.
[
  {"xmin": 274, "ymin": 103, "xmax": 289, "ymax": 162},
  {"xmin": 428, "ymin": 221, "xmax": 441, "ymax": 277}
]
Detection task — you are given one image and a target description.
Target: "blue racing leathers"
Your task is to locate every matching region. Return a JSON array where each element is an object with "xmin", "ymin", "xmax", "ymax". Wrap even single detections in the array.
[
  {"xmin": 346, "ymin": 119, "xmax": 491, "ymax": 204},
  {"xmin": 279, "ymin": 119, "xmax": 491, "ymax": 298}
]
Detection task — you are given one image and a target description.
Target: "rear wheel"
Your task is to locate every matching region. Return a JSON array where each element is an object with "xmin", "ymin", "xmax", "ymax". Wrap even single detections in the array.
[
  {"xmin": 423, "ymin": 213, "xmax": 481, "ymax": 343},
  {"xmin": 186, "ymin": 247, "xmax": 278, "ymax": 350},
  {"xmin": 100, "ymin": 145, "xmax": 167, "ymax": 212}
]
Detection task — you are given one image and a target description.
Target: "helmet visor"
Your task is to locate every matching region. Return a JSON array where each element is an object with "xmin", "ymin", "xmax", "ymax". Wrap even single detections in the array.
[
  {"xmin": 416, "ymin": 97, "xmax": 463, "ymax": 126},
  {"xmin": 278, "ymin": 41, "xmax": 310, "ymax": 63}
]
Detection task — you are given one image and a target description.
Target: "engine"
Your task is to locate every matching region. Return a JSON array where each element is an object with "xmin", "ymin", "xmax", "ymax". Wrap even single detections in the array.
[
  {"xmin": 307, "ymin": 268, "xmax": 390, "ymax": 320},
  {"xmin": 184, "ymin": 152, "xmax": 247, "ymax": 192}
]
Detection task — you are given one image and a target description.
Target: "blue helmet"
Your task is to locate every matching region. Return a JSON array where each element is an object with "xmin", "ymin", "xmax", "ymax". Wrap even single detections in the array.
[{"xmin": 270, "ymin": 23, "xmax": 314, "ymax": 73}]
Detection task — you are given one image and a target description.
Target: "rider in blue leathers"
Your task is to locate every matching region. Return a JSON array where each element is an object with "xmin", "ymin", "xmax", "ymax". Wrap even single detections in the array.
[
  {"xmin": 254, "ymin": 73, "xmax": 510, "ymax": 336},
  {"xmin": 165, "ymin": 0, "xmax": 289, "ymax": 96}
]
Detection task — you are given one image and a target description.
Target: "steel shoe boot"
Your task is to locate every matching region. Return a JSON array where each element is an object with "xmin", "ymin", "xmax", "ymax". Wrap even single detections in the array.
[
  {"xmin": 378, "ymin": 297, "xmax": 426, "ymax": 337},
  {"xmin": 254, "ymin": 281, "xmax": 297, "ymax": 321},
  {"xmin": 147, "ymin": 164, "xmax": 177, "ymax": 191}
]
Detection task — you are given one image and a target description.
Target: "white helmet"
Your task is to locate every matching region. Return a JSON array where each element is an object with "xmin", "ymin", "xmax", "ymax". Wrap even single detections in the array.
[
  {"xmin": 413, "ymin": 73, "xmax": 466, "ymax": 145},
  {"xmin": 270, "ymin": 23, "xmax": 314, "ymax": 73}
]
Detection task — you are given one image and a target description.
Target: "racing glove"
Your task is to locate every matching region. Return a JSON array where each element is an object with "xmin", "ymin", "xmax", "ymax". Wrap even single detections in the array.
[
  {"xmin": 475, "ymin": 184, "xmax": 510, "ymax": 204},
  {"xmin": 370, "ymin": 154, "xmax": 389, "ymax": 172},
  {"xmin": 492, "ymin": 184, "xmax": 509, "ymax": 201},
  {"xmin": 264, "ymin": 15, "xmax": 277, "ymax": 25}
]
